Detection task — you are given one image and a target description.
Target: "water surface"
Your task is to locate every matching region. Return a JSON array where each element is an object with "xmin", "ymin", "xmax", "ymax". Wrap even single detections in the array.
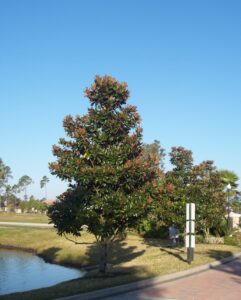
[{"xmin": 0, "ymin": 248, "xmax": 84, "ymax": 295}]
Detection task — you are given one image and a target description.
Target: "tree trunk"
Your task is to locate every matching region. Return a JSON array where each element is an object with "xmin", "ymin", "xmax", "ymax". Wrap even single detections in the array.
[
  {"xmin": 99, "ymin": 241, "xmax": 108, "ymax": 274},
  {"xmin": 204, "ymin": 227, "xmax": 210, "ymax": 238}
]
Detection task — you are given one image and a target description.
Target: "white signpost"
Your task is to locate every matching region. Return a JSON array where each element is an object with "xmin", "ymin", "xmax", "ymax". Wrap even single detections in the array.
[{"xmin": 186, "ymin": 203, "xmax": 195, "ymax": 263}]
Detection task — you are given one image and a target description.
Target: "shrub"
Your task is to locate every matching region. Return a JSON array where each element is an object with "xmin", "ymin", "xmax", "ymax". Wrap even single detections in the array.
[
  {"xmin": 224, "ymin": 236, "xmax": 240, "ymax": 246},
  {"xmin": 211, "ymin": 217, "xmax": 229, "ymax": 237},
  {"xmin": 136, "ymin": 219, "xmax": 169, "ymax": 238},
  {"xmin": 196, "ymin": 235, "xmax": 205, "ymax": 244}
]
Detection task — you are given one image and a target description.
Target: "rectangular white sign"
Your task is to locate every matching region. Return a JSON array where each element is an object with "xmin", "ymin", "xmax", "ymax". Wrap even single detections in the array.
[
  {"xmin": 186, "ymin": 220, "xmax": 195, "ymax": 234},
  {"xmin": 186, "ymin": 203, "xmax": 195, "ymax": 220},
  {"xmin": 185, "ymin": 235, "xmax": 195, "ymax": 248}
]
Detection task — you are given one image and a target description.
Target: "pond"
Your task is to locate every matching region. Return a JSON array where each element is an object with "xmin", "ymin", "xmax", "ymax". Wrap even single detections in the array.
[{"xmin": 0, "ymin": 248, "xmax": 85, "ymax": 296}]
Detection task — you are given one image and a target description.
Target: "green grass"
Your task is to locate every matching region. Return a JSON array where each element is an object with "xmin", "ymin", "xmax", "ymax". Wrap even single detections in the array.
[
  {"xmin": 0, "ymin": 212, "xmax": 49, "ymax": 223},
  {"xmin": 0, "ymin": 227, "xmax": 240, "ymax": 300}
]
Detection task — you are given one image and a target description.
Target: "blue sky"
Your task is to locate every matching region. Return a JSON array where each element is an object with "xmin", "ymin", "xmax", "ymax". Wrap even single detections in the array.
[{"xmin": 1, "ymin": 0, "xmax": 241, "ymax": 199}]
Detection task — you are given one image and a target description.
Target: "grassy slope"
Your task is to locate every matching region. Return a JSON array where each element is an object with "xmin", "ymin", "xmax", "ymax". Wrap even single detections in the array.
[
  {"xmin": 0, "ymin": 226, "xmax": 240, "ymax": 300},
  {"xmin": 0, "ymin": 212, "xmax": 49, "ymax": 223}
]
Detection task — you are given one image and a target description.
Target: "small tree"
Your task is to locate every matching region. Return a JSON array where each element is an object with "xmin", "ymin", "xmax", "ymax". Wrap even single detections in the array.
[
  {"xmin": 48, "ymin": 75, "xmax": 160, "ymax": 273},
  {"xmin": 2, "ymin": 184, "xmax": 20, "ymax": 210},
  {"xmin": 40, "ymin": 176, "xmax": 50, "ymax": 199},
  {"xmin": 190, "ymin": 161, "xmax": 226, "ymax": 236},
  {"xmin": 0, "ymin": 158, "xmax": 12, "ymax": 208},
  {"xmin": 0, "ymin": 158, "xmax": 12, "ymax": 185},
  {"xmin": 142, "ymin": 140, "xmax": 165, "ymax": 172},
  {"xmin": 136, "ymin": 140, "xmax": 165, "ymax": 235},
  {"xmin": 159, "ymin": 147, "xmax": 193, "ymax": 230},
  {"xmin": 159, "ymin": 148, "xmax": 227, "ymax": 236},
  {"xmin": 18, "ymin": 175, "xmax": 33, "ymax": 200}
]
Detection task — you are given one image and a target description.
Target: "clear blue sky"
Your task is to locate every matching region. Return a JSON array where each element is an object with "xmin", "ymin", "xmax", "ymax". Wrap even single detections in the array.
[{"xmin": 1, "ymin": 0, "xmax": 241, "ymax": 199}]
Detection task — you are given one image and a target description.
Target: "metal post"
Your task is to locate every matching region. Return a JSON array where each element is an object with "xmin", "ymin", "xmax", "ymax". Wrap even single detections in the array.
[
  {"xmin": 188, "ymin": 204, "xmax": 193, "ymax": 263},
  {"xmin": 186, "ymin": 203, "xmax": 195, "ymax": 264},
  {"xmin": 226, "ymin": 184, "xmax": 231, "ymax": 232}
]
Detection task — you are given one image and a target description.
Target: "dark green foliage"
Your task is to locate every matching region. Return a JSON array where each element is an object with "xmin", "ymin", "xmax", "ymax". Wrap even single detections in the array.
[
  {"xmin": 211, "ymin": 217, "xmax": 229, "ymax": 237},
  {"xmin": 158, "ymin": 147, "xmax": 193, "ymax": 231},
  {"xmin": 170, "ymin": 146, "xmax": 193, "ymax": 178},
  {"xmin": 190, "ymin": 161, "xmax": 226, "ymax": 236},
  {"xmin": 48, "ymin": 76, "xmax": 160, "ymax": 273},
  {"xmin": 136, "ymin": 219, "xmax": 169, "ymax": 238},
  {"xmin": 158, "ymin": 147, "xmax": 226, "ymax": 235},
  {"xmin": 219, "ymin": 169, "xmax": 240, "ymax": 204},
  {"xmin": 195, "ymin": 235, "xmax": 206, "ymax": 244},
  {"xmin": 219, "ymin": 169, "xmax": 239, "ymax": 189}
]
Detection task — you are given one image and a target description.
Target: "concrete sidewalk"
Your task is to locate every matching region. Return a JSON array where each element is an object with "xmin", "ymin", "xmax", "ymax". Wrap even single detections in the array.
[
  {"xmin": 106, "ymin": 256, "xmax": 241, "ymax": 300},
  {"xmin": 57, "ymin": 251, "xmax": 241, "ymax": 300},
  {"xmin": 0, "ymin": 221, "xmax": 53, "ymax": 228}
]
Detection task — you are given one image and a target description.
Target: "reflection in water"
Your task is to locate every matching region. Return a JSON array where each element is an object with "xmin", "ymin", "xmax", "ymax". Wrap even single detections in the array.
[{"xmin": 0, "ymin": 248, "xmax": 84, "ymax": 295}]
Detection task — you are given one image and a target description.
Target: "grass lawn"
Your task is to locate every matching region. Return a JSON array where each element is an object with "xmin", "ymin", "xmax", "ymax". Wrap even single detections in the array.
[
  {"xmin": 0, "ymin": 226, "xmax": 240, "ymax": 300},
  {"xmin": 0, "ymin": 212, "xmax": 49, "ymax": 223}
]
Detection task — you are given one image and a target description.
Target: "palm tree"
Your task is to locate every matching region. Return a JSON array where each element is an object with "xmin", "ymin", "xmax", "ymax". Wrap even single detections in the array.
[
  {"xmin": 40, "ymin": 176, "xmax": 49, "ymax": 199},
  {"xmin": 219, "ymin": 170, "xmax": 240, "ymax": 231},
  {"xmin": 219, "ymin": 169, "xmax": 239, "ymax": 190},
  {"xmin": 18, "ymin": 175, "xmax": 33, "ymax": 201}
]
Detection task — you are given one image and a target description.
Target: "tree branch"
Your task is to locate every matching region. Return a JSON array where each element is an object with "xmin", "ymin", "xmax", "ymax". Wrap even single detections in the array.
[{"xmin": 63, "ymin": 233, "xmax": 92, "ymax": 245}]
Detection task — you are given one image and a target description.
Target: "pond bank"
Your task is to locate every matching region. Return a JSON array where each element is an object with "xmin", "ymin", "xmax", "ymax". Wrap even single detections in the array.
[{"xmin": 0, "ymin": 244, "xmax": 96, "ymax": 271}]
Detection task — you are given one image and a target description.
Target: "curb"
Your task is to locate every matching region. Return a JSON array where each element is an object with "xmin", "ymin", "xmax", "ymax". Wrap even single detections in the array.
[{"xmin": 56, "ymin": 251, "xmax": 241, "ymax": 300}]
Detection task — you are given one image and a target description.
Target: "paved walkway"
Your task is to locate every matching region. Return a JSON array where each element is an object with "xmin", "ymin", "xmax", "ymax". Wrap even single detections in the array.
[
  {"xmin": 0, "ymin": 221, "xmax": 53, "ymax": 228},
  {"xmin": 104, "ymin": 257, "xmax": 241, "ymax": 300}
]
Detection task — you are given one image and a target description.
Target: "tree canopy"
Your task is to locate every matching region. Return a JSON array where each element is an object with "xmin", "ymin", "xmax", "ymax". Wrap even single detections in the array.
[
  {"xmin": 18, "ymin": 175, "xmax": 33, "ymax": 200},
  {"xmin": 48, "ymin": 75, "xmax": 161, "ymax": 273},
  {"xmin": 158, "ymin": 147, "xmax": 226, "ymax": 235}
]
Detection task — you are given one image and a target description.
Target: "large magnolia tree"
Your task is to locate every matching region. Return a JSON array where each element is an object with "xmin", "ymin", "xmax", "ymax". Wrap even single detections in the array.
[{"xmin": 48, "ymin": 75, "xmax": 160, "ymax": 273}]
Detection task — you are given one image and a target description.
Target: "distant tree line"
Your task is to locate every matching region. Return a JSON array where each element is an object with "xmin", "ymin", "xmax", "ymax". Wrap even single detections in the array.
[{"xmin": 0, "ymin": 159, "xmax": 50, "ymax": 212}]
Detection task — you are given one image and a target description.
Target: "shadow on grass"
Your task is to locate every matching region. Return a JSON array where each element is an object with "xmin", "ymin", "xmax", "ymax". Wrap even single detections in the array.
[
  {"xmin": 207, "ymin": 249, "xmax": 234, "ymax": 261},
  {"xmin": 40, "ymin": 247, "xmax": 62, "ymax": 263},
  {"xmin": 142, "ymin": 237, "xmax": 170, "ymax": 248},
  {"xmin": 159, "ymin": 247, "xmax": 187, "ymax": 263},
  {"xmin": 143, "ymin": 237, "xmax": 187, "ymax": 263},
  {"xmin": 84, "ymin": 239, "xmax": 146, "ymax": 275},
  {"xmin": 37, "ymin": 238, "xmax": 147, "ymax": 271},
  {"xmin": 39, "ymin": 247, "xmax": 89, "ymax": 269}
]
